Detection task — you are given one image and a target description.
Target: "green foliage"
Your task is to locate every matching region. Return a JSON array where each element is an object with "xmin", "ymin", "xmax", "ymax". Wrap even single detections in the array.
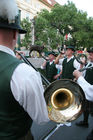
[
  {"xmin": 20, "ymin": 18, "xmax": 32, "ymax": 49},
  {"xmin": 34, "ymin": 9, "xmax": 63, "ymax": 51},
  {"xmin": 34, "ymin": 1, "xmax": 93, "ymax": 50}
]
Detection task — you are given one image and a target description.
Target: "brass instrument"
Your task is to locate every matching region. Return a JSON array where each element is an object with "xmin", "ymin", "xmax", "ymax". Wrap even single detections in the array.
[
  {"xmin": 16, "ymin": 51, "xmax": 87, "ymax": 139},
  {"xmin": 73, "ymin": 52, "xmax": 87, "ymax": 65},
  {"xmin": 16, "ymin": 51, "xmax": 85, "ymax": 124},
  {"xmin": 58, "ymin": 46, "xmax": 87, "ymax": 65},
  {"xmin": 44, "ymin": 79, "xmax": 85, "ymax": 124}
]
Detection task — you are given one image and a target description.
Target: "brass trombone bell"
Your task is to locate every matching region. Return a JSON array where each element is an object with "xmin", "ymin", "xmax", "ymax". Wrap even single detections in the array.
[
  {"xmin": 44, "ymin": 79, "xmax": 85, "ymax": 124},
  {"xmin": 51, "ymin": 88, "xmax": 74, "ymax": 110}
]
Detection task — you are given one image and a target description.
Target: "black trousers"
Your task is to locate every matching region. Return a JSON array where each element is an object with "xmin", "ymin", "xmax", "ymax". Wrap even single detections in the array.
[
  {"xmin": 18, "ymin": 130, "xmax": 34, "ymax": 140},
  {"xmin": 87, "ymin": 130, "xmax": 93, "ymax": 140},
  {"xmin": 83, "ymin": 100, "xmax": 93, "ymax": 123}
]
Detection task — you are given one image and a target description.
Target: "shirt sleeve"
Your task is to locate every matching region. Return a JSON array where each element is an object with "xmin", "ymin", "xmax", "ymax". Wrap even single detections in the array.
[
  {"xmin": 77, "ymin": 76, "xmax": 93, "ymax": 101},
  {"xmin": 73, "ymin": 59, "xmax": 80, "ymax": 70},
  {"xmin": 41, "ymin": 65, "xmax": 45, "ymax": 69},
  {"xmin": 10, "ymin": 63, "xmax": 50, "ymax": 124},
  {"xmin": 59, "ymin": 58, "xmax": 64, "ymax": 65}
]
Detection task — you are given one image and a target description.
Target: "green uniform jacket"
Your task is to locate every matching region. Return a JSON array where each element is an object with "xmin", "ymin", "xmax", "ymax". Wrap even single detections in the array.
[
  {"xmin": 62, "ymin": 58, "xmax": 75, "ymax": 80},
  {"xmin": 46, "ymin": 61, "xmax": 57, "ymax": 82}
]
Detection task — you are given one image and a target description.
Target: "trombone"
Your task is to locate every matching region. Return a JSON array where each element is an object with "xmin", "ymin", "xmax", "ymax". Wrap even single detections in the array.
[
  {"xmin": 16, "ymin": 51, "xmax": 87, "ymax": 123},
  {"xmin": 17, "ymin": 50, "xmax": 93, "ymax": 140},
  {"xmin": 17, "ymin": 51, "xmax": 92, "ymax": 139}
]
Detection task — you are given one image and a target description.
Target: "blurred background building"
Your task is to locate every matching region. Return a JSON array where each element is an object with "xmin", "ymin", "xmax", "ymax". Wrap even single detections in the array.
[
  {"xmin": 16, "ymin": 0, "xmax": 57, "ymax": 20},
  {"xmin": 15, "ymin": 0, "xmax": 57, "ymax": 52}
]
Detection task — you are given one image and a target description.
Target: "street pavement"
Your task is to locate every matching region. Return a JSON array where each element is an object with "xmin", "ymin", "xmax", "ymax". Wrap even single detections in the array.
[{"xmin": 31, "ymin": 114, "xmax": 93, "ymax": 140}]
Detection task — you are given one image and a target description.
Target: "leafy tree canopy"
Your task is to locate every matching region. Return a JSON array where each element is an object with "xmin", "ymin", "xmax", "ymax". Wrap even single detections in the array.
[
  {"xmin": 20, "ymin": 18, "xmax": 32, "ymax": 49},
  {"xmin": 34, "ymin": 1, "xmax": 93, "ymax": 51}
]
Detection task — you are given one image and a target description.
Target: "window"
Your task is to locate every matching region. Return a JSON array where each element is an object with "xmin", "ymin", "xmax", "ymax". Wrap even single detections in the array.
[{"xmin": 26, "ymin": 12, "xmax": 30, "ymax": 21}]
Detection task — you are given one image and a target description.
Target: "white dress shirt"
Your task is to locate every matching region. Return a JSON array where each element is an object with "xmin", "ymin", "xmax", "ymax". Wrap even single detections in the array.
[
  {"xmin": 77, "ymin": 62, "xmax": 93, "ymax": 102},
  {"xmin": 0, "ymin": 45, "xmax": 49, "ymax": 124},
  {"xmin": 41, "ymin": 60, "xmax": 59, "ymax": 69},
  {"xmin": 77, "ymin": 76, "xmax": 93, "ymax": 101},
  {"xmin": 77, "ymin": 62, "xmax": 93, "ymax": 101}
]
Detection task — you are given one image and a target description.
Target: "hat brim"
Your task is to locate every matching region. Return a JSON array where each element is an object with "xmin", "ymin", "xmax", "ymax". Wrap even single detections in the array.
[
  {"xmin": 48, "ymin": 52, "xmax": 57, "ymax": 56},
  {"xmin": 87, "ymin": 47, "xmax": 93, "ymax": 53},
  {"xmin": 66, "ymin": 47, "xmax": 75, "ymax": 51},
  {"xmin": 87, "ymin": 50, "xmax": 93, "ymax": 53},
  {"xmin": 0, "ymin": 23, "xmax": 27, "ymax": 34}
]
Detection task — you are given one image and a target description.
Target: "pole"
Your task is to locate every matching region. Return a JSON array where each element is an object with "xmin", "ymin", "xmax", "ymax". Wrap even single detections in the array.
[
  {"xmin": 40, "ymin": 124, "xmax": 64, "ymax": 140},
  {"xmin": 16, "ymin": 51, "xmax": 50, "ymax": 86}
]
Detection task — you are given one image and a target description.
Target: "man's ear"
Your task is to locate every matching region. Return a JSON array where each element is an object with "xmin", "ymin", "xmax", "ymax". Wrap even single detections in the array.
[
  {"xmin": 12, "ymin": 30, "xmax": 18, "ymax": 47},
  {"xmin": 13, "ymin": 30, "xmax": 18, "ymax": 40}
]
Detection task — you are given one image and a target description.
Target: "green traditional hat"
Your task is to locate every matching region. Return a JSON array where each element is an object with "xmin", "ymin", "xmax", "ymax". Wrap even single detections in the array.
[
  {"xmin": 66, "ymin": 46, "xmax": 75, "ymax": 51},
  {"xmin": 48, "ymin": 51, "xmax": 57, "ymax": 56},
  {"xmin": 0, "ymin": 0, "xmax": 26, "ymax": 34},
  {"xmin": 87, "ymin": 47, "xmax": 93, "ymax": 53}
]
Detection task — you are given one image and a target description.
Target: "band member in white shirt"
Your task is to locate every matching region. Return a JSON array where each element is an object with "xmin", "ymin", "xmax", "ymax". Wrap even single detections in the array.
[
  {"xmin": 0, "ymin": 1, "xmax": 49, "ymax": 140},
  {"xmin": 73, "ymin": 47, "xmax": 93, "ymax": 140},
  {"xmin": 55, "ymin": 46, "xmax": 80, "ymax": 80}
]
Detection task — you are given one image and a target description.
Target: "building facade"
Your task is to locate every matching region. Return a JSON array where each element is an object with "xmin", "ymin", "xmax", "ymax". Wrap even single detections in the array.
[
  {"xmin": 15, "ymin": 0, "xmax": 57, "ymax": 50},
  {"xmin": 16, "ymin": 0, "xmax": 57, "ymax": 20}
]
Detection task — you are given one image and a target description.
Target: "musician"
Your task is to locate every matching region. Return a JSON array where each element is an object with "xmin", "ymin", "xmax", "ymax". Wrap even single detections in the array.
[
  {"xmin": 0, "ymin": 1, "xmax": 49, "ymax": 140},
  {"xmin": 41, "ymin": 51, "xmax": 61, "ymax": 82},
  {"xmin": 73, "ymin": 47, "xmax": 93, "ymax": 140},
  {"xmin": 55, "ymin": 46, "xmax": 80, "ymax": 80}
]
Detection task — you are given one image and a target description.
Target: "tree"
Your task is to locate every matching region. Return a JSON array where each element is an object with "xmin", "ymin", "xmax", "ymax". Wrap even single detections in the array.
[
  {"xmin": 34, "ymin": 1, "xmax": 93, "ymax": 50},
  {"xmin": 20, "ymin": 18, "xmax": 32, "ymax": 50},
  {"xmin": 34, "ymin": 9, "xmax": 63, "ymax": 51}
]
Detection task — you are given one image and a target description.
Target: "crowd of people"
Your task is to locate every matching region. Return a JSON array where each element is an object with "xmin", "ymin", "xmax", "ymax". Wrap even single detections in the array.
[
  {"xmin": 41, "ymin": 45, "xmax": 82, "ymax": 82},
  {"xmin": 41, "ymin": 46, "xmax": 93, "ymax": 140},
  {"xmin": 0, "ymin": 0, "xmax": 93, "ymax": 140},
  {"xmin": 40, "ymin": 45, "xmax": 93, "ymax": 140}
]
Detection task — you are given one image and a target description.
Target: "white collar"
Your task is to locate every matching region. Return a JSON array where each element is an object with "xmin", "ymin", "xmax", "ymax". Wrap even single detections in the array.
[
  {"xmin": 0, "ymin": 45, "xmax": 15, "ymax": 57},
  {"xmin": 49, "ymin": 60, "xmax": 55, "ymax": 65},
  {"xmin": 67, "ymin": 56, "xmax": 74, "ymax": 62},
  {"xmin": 86, "ymin": 61, "xmax": 93, "ymax": 68},
  {"xmin": 89, "ymin": 62, "xmax": 93, "ymax": 66}
]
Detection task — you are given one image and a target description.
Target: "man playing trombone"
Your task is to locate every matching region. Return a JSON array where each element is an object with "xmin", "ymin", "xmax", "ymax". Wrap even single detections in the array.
[{"xmin": 0, "ymin": 0, "xmax": 49, "ymax": 140}]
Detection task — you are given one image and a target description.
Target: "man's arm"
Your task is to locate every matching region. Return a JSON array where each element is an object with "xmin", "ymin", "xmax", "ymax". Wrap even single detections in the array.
[
  {"xmin": 11, "ymin": 63, "xmax": 50, "ymax": 124},
  {"xmin": 73, "ymin": 70, "xmax": 93, "ymax": 101},
  {"xmin": 54, "ymin": 53, "xmax": 63, "ymax": 64},
  {"xmin": 53, "ymin": 70, "xmax": 62, "ymax": 80},
  {"xmin": 41, "ymin": 60, "xmax": 47, "ymax": 69}
]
